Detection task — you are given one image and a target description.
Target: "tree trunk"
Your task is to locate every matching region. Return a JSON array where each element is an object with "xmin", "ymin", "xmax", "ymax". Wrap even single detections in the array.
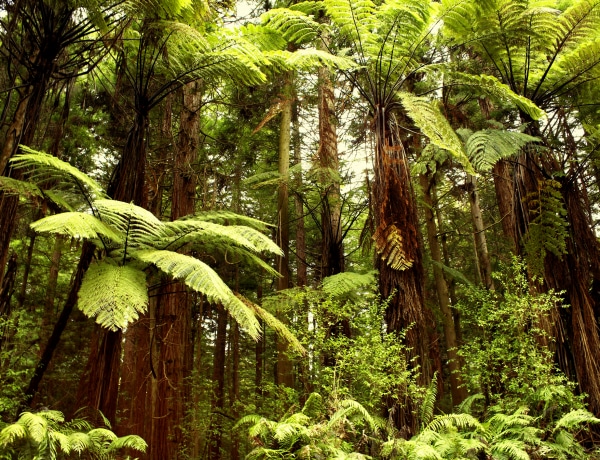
[
  {"xmin": 466, "ymin": 174, "xmax": 495, "ymax": 290},
  {"xmin": 419, "ymin": 172, "xmax": 466, "ymax": 406},
  {"xmin": 275, "ymin": 72, "xmax": 294, "ymax": 388},
  {"xmin": 372, "ymin": 107, "xmax": 437, "ymax": 435},
  {"xmin": 208, "ymin": 305, "xmax": 228, "ymax": 460}
]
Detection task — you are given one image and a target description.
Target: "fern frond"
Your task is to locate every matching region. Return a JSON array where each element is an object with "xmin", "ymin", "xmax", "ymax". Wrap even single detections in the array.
[
  {"xmin": 78, "ymin": 260, "xmax": 148, "ymax": 331},
  {"xmin": 324, "ymin": 0, "xmax": 377, "ymax": 44},
  {"xmin": 420, "ymin": 373, "xmax": 438, "ymax": 428},
  {"xmin": 373, "ymin": 224, "xmax": 413, "ymax": 270},
  {"xmin": 31, "ymin": 212, "xmax": 123, "ymax": 244},
  {"xmin": 328, "ymin": 399, "xmax": 378, "ymax": 432},
  {"xmin": 431, "ymin": 260, "xmax": 474, "ymax": 286},
  {"xmin": 321, "ymin": 271, "xmax": 377, "ymax": 297},
  {"xmin": 261, "ymin": 8, "xmax": 321, "ymax": 45},
  {"xmin": 0, "ymin": 176, "xmax": 43, "ymax": 199},
  {"xmin": 398, "ymin": 92, "xmax": 474, "ymax": 173},
  {"xmin": 265, "ymin": 49, "xmax": 354, "ymax": 72},
  {"xmin": 463, "ymin": 129, "xmax": 539, "ymax": 171},
  {"xmin": 552, "ymin": 409, "xmax": 600, "ymax": 433},
  {"xmin": 0, "ymin": 423, "xmax": 27, "ymax": 446},
  {"xmin": 445, "ymin": 72, "xmax": 546, "ymax": 120},
  {"xmin": 94, "ymin": 199, "xmax": 165, "ymax": 244},
  {"xmin": 423, "ymin": 413, "xmax": 483, "ymax": 435},
  {"xmin": 133, "ymin": 249, "xmax": 261, "ymax": 338},
  {"xmin": 190, "ymin": 210, "xmax": 273, "ymax": 231},
  {"xmin": 491, "ymin": 439, "xmax": 529, "ymax": 460},
  {"xmin": 11, "ymin": 146, "xmax": 106, "ymax": 200},
  {"xmin": 239, "ymin": 298, "xmax": 305, "ymax": 354}
]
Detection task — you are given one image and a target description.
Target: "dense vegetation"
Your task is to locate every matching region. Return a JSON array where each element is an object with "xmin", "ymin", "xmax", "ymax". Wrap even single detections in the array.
[{"xmin": 1, "ymin": 0, "xmax": 600, "ymax": 458}]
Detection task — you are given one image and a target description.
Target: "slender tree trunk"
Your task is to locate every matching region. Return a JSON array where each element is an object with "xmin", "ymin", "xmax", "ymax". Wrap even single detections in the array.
[
  {"xmin": 466, "ymin": 174, "xmax": 495, "ymax": 290},
  {"xmin": 21, "ymin": 242, "xmax": 95, "ymax": 411},
  {"xmin": 39, "ymin": 235, "xmax": 64, "ymax": 345},
  {"xmin": 419, "ymin": 172, "xmax": 466, "ymax": 406},
  {"xmin": 275, "ymin": 72, "xmax": 294, "ymax": 388},
  {"xmin": 16, "ymin": 229, "xmax": 37, "ymax": 310},
  {"xmin": 208, "ymin": 305, "xmax": 228, "ymax": 460}
]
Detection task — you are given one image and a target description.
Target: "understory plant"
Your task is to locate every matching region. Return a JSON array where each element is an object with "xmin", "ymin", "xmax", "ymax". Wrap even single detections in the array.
[{"xmin": 0, "ymin": 410, "xmax": 146, "ymax": 459}]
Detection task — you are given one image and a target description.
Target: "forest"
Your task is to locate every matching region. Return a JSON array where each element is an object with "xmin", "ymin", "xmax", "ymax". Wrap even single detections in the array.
[{"xmin": 1, "ymin": 0, "xmax": 600, "ymax": 458}]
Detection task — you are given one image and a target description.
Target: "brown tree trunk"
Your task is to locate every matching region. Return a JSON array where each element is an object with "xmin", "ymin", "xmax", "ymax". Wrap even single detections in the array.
[
  {"xmin": 150, "ymin": 81, "xmax": 201, "ymax": 460},
  {"xmin": 372, "ymin": 108, "xmax": 437, "ymax": 435},
  {"xmin": 420, "ymin": 172, "xmax": 466, "ymax": 407},
  {"xmin": 466, "ymin": 174, "xmax": 495, "ymax": 290},
  {"xmin": 208, "ymin": 305, "xmax": 228, "ymax": 460},
  {"xmin": 275, "ymin": 72, "xmax": 294, "ymax": 388}
]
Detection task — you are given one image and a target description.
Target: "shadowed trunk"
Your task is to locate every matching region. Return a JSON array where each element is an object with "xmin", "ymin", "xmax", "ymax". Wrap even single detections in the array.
[
  {"xmin": 372, "ymin": 107, "xmax": 437, "ymax": 435},
  {"xmin": 420, "ymin": 172, "xmax": 466, "ymax": 407}
]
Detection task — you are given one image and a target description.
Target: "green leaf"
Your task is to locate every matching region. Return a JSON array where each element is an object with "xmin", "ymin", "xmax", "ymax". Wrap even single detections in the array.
[
  {"xmin": 31, "ymin": 212, "xmax": 123, "ymax": 244},
  {"xmin": 78, "ymin": 260, "xmax": 149, "ymax": 331},
  {"xmin": 398, "ymin": 92, "xmax": 475, "ymax": 174}
]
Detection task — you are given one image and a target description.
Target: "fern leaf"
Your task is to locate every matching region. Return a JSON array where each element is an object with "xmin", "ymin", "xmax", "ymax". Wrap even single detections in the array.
[
  {"xmin": 0, "ymin": 176, "xmax": 43, "ymax": 199},
  {"xmin": 463, "ymin": 129, "xmax": 539, "ymax": 171},
  {"xmin": 324, "ymin": 0, "xmax": 377, "ymax": 44},
  {"xmin": 189, "ymin": 210, "xmax": 273, "ymax": 231},
  {"xmin": 11, "ymin": 146, "xmax": 106, "ymax": 199},
  {"xmin": 31, "ymin": 212, "xmax": 123, "ymax": 244},
  {"xmin": 261, "ymin": 8, "xmax": 321, "ymax": 45},
  {"xmin": 321, "ymin": 271, "xmax": 377, "ymax": 297},
  {"xmin": 445, "ymin": 72, "xmax": 546, "ymax": 120},
  {"xmin": 398, "ymin": 92, "xmax": 475, "ymax": 174},
  {"xmin": 420, "ymin": 373, "xmax": 438, "ymax": 428},
  {"xmin": 552, "ymin": 409, "xmax": 600, "ymax": 433},
  {"xmin": 373, "ymin": 224, "xmax": 413, "ymax": 270},
  {"xmin": 78, "ymin": 260, "xmax": 148, "ymax": 331},
  {"xmin": 491, "ymin": 439, "xmax": 529, "ymax": 460},
  {"xmin": 423, "ymin": 413, "xmax": 483, "ymax": 434},
  {"xmin": 133, "ymin": 249, "xmax": 261, "ymax": 339},
  {"xmin": 94, "ymin": 199, "xmax": 165, "ymax": 243}
]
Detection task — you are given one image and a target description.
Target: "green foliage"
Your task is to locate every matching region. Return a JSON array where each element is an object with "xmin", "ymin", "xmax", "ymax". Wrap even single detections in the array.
[
  {"xmin": 523, "ymin": 179, "xmax": 570, "ymax": 275},
  {"xmin": 459, "ymin": 128, "xmax": 540, "ymax": 171},
  {"xmin": 9, "ymin": 149, "xmax": 287, "ymax": 340},
  {"xmin": 237, "ymin": 394, "xmax": 382, "ymax": 459},
  {"xmin": 0, "ymin": 410, "xmax": 146, "ymax": 459}
]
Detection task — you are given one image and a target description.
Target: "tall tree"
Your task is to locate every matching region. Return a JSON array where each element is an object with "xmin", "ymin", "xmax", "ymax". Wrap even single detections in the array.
[{"xmin": 443, "ymin": 0, "xmax": 600, "ymax": 414}]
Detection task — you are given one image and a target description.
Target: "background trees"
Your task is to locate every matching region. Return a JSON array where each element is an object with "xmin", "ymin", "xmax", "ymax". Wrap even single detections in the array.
[{"xmin": 1, "ymin": 0, "xmax": 600, "ymax": 459}]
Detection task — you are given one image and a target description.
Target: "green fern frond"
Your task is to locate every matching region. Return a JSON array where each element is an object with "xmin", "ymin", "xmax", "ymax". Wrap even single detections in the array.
[
  {"xmin": 523, "ymin": 179, "xmax": 569, "ymax": 275},
  {"xmin": 431, "ymin": 261, "xmax": 474, "ymax": 286},
  {"xmin": 78, "ymin": 260, "xmax": 148, "ymax": 331},
  {"xmin": 190, "ymin": 210, "xmax": 273, "ymax": 231},
  {"xmin": 133, "ymin": 249, "xmax": 261, "ymax": 338},
  {"xmin": 261, "ymin": 8, "xmax": 321, "ymax": 45},
  {"xmin": 491, "ymin": 439, "xmax": 530, "ymax": 460},
  {"xmin": 398, "ymin": 92, "xmax": 474, "ymax": 174},
  {"xmin": 239, "ymin": 298, "xmax": 305, "ymax": 354},
  {"xmin": 321, "ymin": 271, "xmax": 377, "ymax": 297},
  {"xmin": 456, "ymin": 393, "xmax": 485, "ymax": 414},
  {"xmin": 552, "ymin": 409, "xmax": 600, "ymax": 433},
  {"xmin": 328, "ymin": 399, "xmax": 378, "ymax": 432},
  {"xmin": 420, "ymin": 373, "xmax": 438, "ymax": 428},
  {"xmin": 423, "ymin": 413, "xmax": 483, "ymax": 435},
  {"xmin": 462, "ymin": 129, "xmax": 539, "ymax": 171},
  {"xmin": 445, "ymin": 72, "xmax": 546, "ymax": 120},
  {"xmin": 94, "ymin": 199, "xmax": 165, "ymax": 243},
  {"xmin": 11, "ymin": 146, "xmax": 106, "ymax": 199},
  {"xmin": 0, "ymin": 176, "xmax": 43, "ymax": 199},
  {"xmin": 31, "ymin": 212, "xmax": 123, "ymax": 244},
  {"xmin": 324, "ymin": 0, "xmax": 377, "ymax": 44},
  {"xmin": 0, "ymin": 423, "xmax": 27, "ymax": 446},
  {"xmin": 265, "ymin": 49, "xmax": 354, "ymax": 72}
]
